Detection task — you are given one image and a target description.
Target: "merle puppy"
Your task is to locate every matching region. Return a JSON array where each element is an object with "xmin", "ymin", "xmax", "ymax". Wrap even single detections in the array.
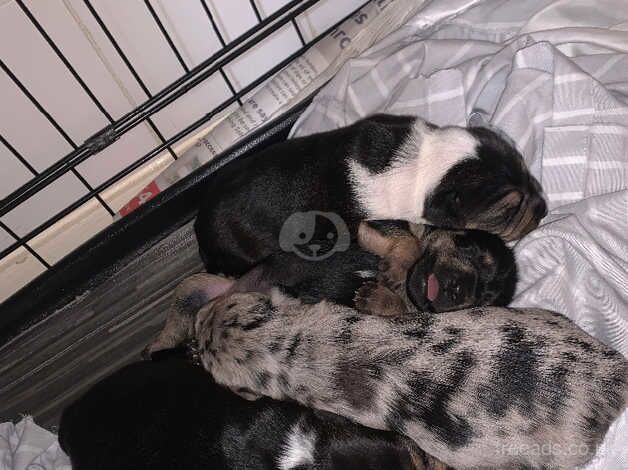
[
  {"xmin": 195, "ymin": 114, "xmax": 546, "ymax": 276},
  {"xmin": 59, "ymin": 350, "xmax": 450, "ymax": 470},
  {"xmin": 188, "ymin": 289, "xmax": 628, "ymax": 470}
]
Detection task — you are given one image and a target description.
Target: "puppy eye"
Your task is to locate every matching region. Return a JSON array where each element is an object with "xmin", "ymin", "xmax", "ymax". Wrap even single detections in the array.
[
  {"xmin": 326, "ymin": 232, "xmax": 335, "ymax": 239},
  {"xmin": 445, "ymin": 191, "xmax": 462, "ymax": 213},
  {"xmin": 455, "ymin": 236, "xmax": 472, "ymax": 248},
  {"xmin": 299, "ymin": 232, "xmax": 307, "ymax": 239}
]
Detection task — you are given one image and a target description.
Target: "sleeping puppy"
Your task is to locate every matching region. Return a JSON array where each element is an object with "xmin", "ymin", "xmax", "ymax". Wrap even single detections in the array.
[
  {"xmin": 354, "ymin": 221, "xmax": 517, "ymax": 316},
  {"xmin": 194, "ymin": 114, "xmax": 547, "ymax": 276},
  {"xmin": 190, "ymin": 289, "xmax": 628, "ymax": 470},
  {"xmin": 243, "ymin": 221, "xmax": 516, "ymax": 313},
  {"xmin": 143, "ymin": 222, "xmax": 516, "ymax": 358},
  {"xmin": 59, "ymin": 349, "xmax": 450, "ymax": 470}
]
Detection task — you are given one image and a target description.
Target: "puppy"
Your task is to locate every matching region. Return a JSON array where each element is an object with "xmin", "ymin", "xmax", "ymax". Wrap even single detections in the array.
[
  {"xmin": 59, "ymin": 350, "xmax": 450, "ymax": 470},
  {"xmin": 186, "ymin": 289, "xmax": 628, "ymax": 470},
  {"xmin": 144, "ymin": 221, "xmax": 516, "ymax": 358},
  {"xmin": 355, "ymin": 221, "xmax": 517, "ymax": 316},
  {"xmin": 195, "ymin": 114, "xmax": 547, "ymax": 276},
  {"xmin": 246, "ymin": 221, "xmax": 516, "ymax": 312}
]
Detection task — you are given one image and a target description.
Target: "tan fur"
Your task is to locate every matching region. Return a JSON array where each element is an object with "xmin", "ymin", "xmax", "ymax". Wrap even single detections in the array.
[
  {"xmin": 355, "ymin": 281, "xmax": 408, "ymax": 316},
  {"xmin": 409, "ymin": 447, "xmax": 454, "ymax": 470}
]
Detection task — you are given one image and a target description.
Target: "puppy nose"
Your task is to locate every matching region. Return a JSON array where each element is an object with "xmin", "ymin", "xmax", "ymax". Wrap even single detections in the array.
[
  {"xmin": 533, "ymin": 196, "xmax": 548, "ymax": 219},
  {"xmin": 309, "ymin": 243, "xmax": 321, "ymax": 254}
]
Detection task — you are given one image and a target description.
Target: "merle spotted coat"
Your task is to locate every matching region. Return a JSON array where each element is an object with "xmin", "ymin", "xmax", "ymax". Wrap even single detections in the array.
[{"xmin": 193, "ymin": 290, "xmax": 628, "ymax": 470}]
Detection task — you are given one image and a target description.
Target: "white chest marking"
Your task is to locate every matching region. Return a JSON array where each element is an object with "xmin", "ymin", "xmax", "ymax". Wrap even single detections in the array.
[
  {"xmin": 278, "ymin": 421, "xmax": 318, "ymax": 469},
  {"xmin": 349, "ymin": 121, "xmax": 479, "ymax": 222}
]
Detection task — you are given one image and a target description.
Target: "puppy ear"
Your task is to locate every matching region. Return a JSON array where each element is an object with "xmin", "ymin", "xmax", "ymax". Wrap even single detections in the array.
[
  {"xmin": 202, "ymin": 275, "xmax": 235, "ymax": 299},
  {"xmin": 496, "ymin": 190, "xmax": 523, "ymax": 210}
]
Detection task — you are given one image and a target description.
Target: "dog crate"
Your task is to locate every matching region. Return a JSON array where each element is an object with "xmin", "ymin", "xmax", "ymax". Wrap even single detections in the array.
[{"xmin": 0, "ymin": 0, "xmax": 375, "ymax": 426}]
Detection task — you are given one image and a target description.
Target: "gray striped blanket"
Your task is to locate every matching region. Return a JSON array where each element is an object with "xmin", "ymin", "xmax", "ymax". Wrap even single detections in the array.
[{"xmin": 291, "ymin": 1, "xmax": 628, "ymax": 467}]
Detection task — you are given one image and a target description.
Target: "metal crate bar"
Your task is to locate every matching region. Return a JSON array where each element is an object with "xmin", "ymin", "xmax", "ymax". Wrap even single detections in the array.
[
  {"xmin": 0, "ymin": 1, "xmax": 366, "ymax": 262},
  {"xmin": 0, "ymin": 0, "xmax": 315, "ymax": 217}
]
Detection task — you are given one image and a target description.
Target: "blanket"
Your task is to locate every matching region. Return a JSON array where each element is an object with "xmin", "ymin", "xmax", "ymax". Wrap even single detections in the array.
[
  {"xmin": 290, "ymin": 0, "xmax": 628, "ymax": 467},
  {"xmin": 291, "ymin": 0, "xmax": 628, "ymax": 357},
  {"xmin": 0, "ymin": 417, "xmax": 70, "ymax": 469}
]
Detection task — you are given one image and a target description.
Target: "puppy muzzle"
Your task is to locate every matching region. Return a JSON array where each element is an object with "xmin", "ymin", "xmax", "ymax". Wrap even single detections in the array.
[{"xmin": 500, "ymin": 193, "xmax": 547, "ymax": 241}]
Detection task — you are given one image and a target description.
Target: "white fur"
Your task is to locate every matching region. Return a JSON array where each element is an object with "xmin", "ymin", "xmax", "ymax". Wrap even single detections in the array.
[
  {"xmin": 354, "ymin": 269, "xmax": 377, "ymax": 278},
  {"xmin": 270, "ymin": 287, "xmax": 303, "ymax": 308},
  {"xmin": 278, "ymin": 421, "xmax": 318, "ymax": 469},
  {"xmin": 349, "ymin": 120, "xmax": 479, "ymax": 222}
]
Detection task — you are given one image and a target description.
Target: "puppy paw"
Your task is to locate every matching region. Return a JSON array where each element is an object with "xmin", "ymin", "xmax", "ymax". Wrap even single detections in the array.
[
  {"xmin": 140, "ymin": 336, "xmax": 185, "ymax": 361},
  {"xmin": 141, "ymin": 338, "xmax": 201, "ymax": 365},
  {"xmin": 378, "ymin": 260, "xmax": 407, "ymax": 290},
  {"xmin": 140, "ymin": 344, "xmax": 153, "ymax": 361},
  {"xmin": 141, "ymin": 339, "xmax": 167, "ymax": 361},
  {"xmin": 355, "ymin": 281, "xmax": 406, "ymax": 317},
  {"xmin": 354, "ymin": 281, "xmax": 378, "ymax": 313}
]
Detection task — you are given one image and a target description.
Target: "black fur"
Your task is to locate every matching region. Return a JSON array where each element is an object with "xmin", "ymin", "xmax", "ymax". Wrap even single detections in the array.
[
  {"xmin": 406, "ymin": 229, "xmax": 518, "ymax": 312},
  {"xmin": 263, "ymin": 240, "xmax": 380, "ymax": 307},
  {"xmin": 194, "ymin": 117, "xmax": 385, "ymax": 275},
  {"xmin": 195, "ymin": 115, "xmax": 546, "ymax": 276},
  {"xmin": 244, "ymin": 227, "xmax": 517, "ymax": 314},
  {"xmin": 58, "ymin": 352, "xmax": 417, "ymax": 470}
]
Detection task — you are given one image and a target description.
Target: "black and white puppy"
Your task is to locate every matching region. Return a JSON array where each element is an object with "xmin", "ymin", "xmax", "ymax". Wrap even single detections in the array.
[
  {"xmin": 59, "ymin": 351, "xmax": 450, "ymax": 470},
  {"xmin": 195, "ymin": 114, "xmax": 546, "ymax": 276}
]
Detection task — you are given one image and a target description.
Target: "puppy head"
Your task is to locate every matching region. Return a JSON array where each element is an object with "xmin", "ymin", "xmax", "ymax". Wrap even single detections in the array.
[
  {"xmin": 406, "ymin": 228, "xmax": 517, "ymax": 312},
  {"xmin": 422, "ymin": 126, "xmax": 547, "ymax": 241}
]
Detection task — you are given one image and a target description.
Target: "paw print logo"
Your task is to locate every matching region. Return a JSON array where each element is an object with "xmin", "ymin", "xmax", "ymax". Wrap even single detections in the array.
[{"xmin": 279, "ymin": 211, "xmax": 350, "ymax": 261}]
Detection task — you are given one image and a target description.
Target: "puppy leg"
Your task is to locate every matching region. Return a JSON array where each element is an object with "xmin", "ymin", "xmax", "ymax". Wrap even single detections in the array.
[
  {"xmin": 408, "ymin": 446, "xmax": 454, "ymax": 470},
  {"xmin": 142, "ymin": 273, "xmax": 234, "ymax": 359},
  {"xmin": 358, "ymin": 221, "xmax": 424, "ymax": 290},
  {"xmin": 354, "ymin": 281, "xmax": 408, "ymax": 316}
]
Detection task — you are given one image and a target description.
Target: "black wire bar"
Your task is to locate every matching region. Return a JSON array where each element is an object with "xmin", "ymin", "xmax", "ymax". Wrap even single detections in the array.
[
  {"xmin": 0, "ymin": 1, "xmax": 367, "ymax": 261},
  {"xmin": 0, "ymin": 0, "xmax": 315, "ymax": 217}
]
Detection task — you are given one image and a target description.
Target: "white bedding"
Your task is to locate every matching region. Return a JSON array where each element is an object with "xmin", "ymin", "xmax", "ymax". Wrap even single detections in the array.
[
  {"xmin": 292, "ymin": 0, "xmax": 628, "ymax": 366},
  {"xmin": 2, "ymin": 1, "xmax": 626, "ymax": 468},
  {"xmin": 290, "ymin": 0, "xmax": 628, "ymax": 467},
  {"xmin": 0, "ymin": 417, "xmax": 69, "ymax": 469}
]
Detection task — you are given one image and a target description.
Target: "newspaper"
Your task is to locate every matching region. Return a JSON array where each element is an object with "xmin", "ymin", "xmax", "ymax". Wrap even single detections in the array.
[{"xmin": 117, "ymin": 0, "xmax": 425, "ymax": 217}]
